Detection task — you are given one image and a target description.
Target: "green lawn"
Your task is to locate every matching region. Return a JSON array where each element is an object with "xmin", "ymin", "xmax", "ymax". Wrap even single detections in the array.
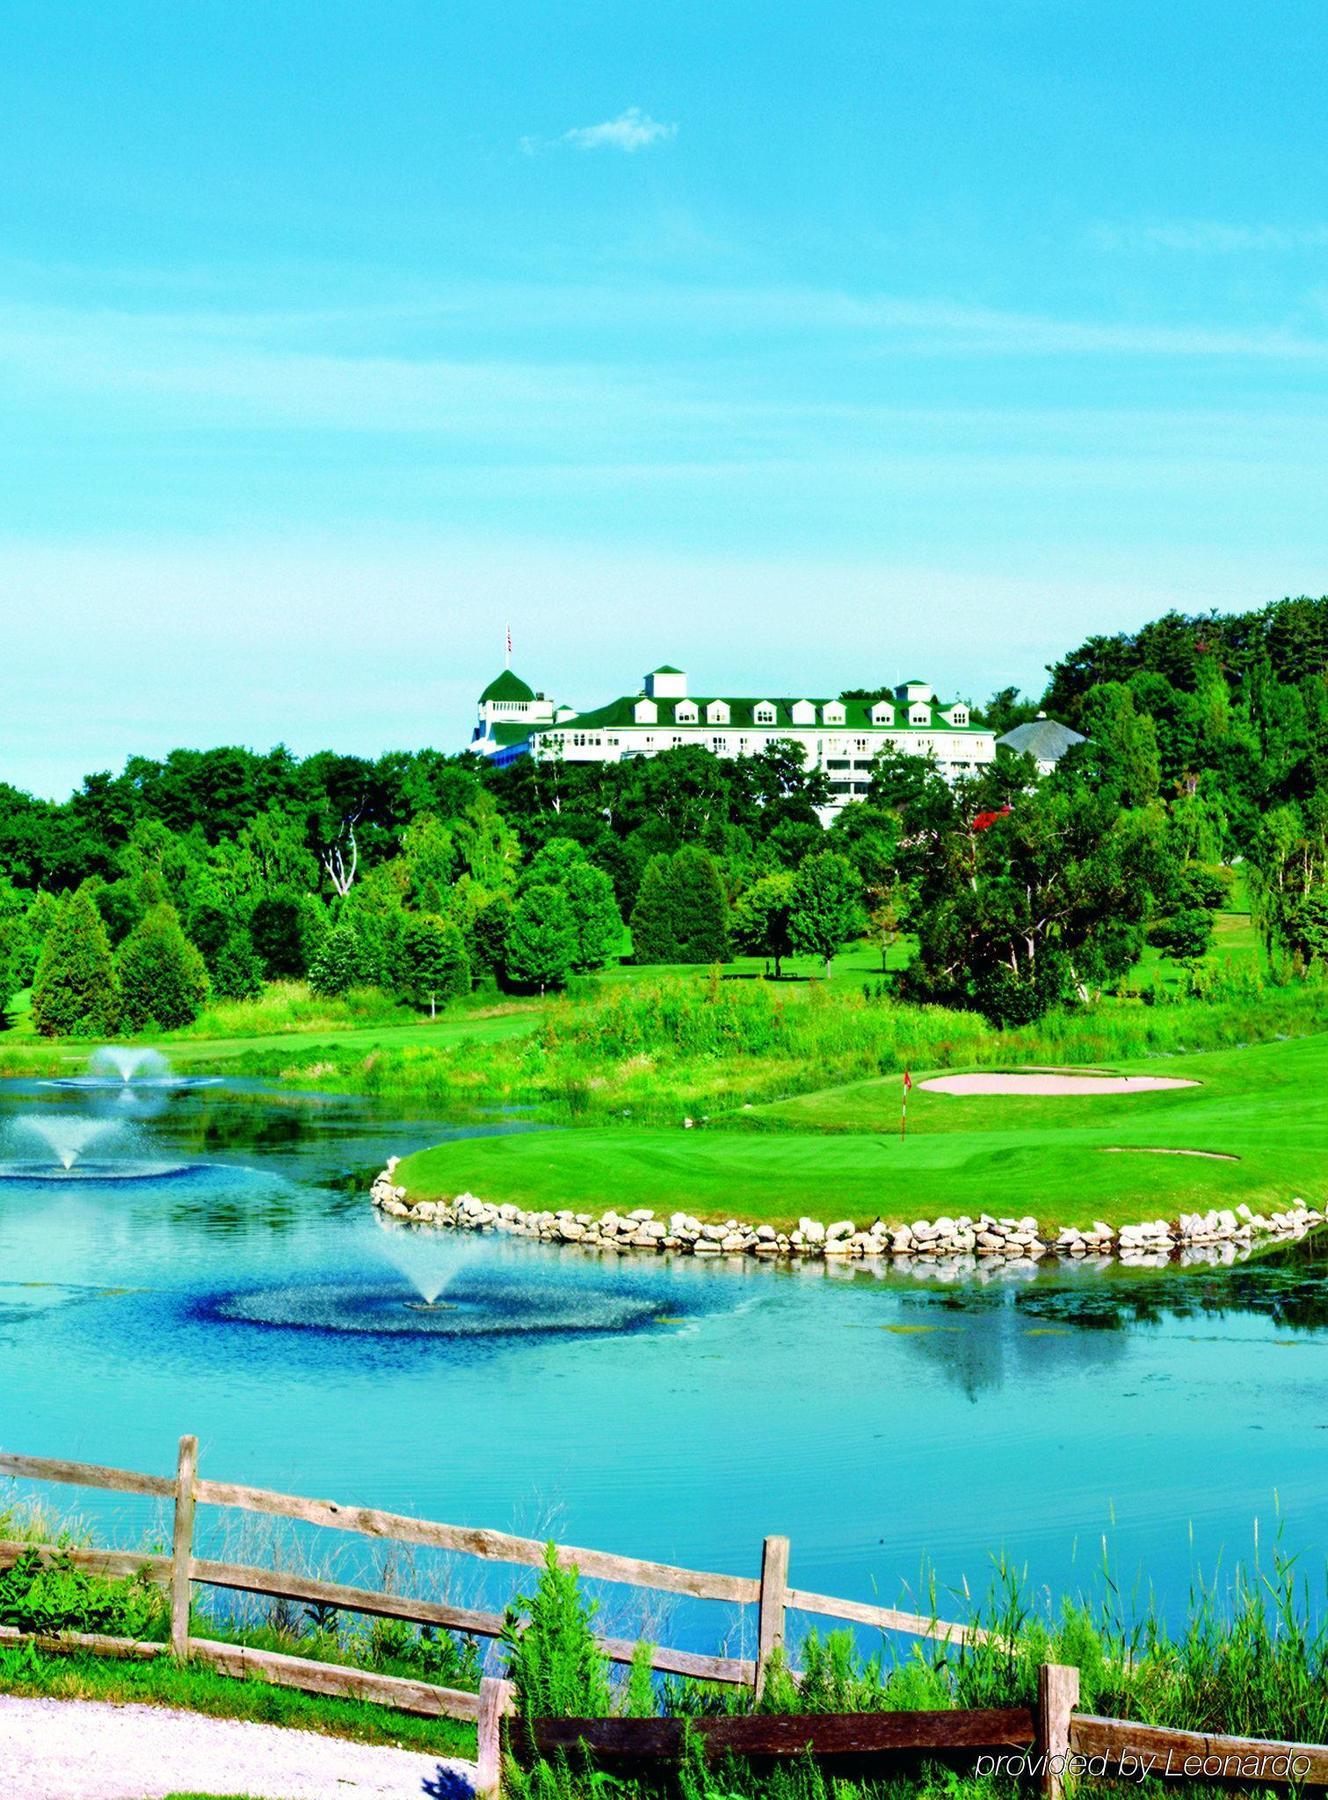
[
  {"xmin": 395, "ymin": 1031, "xmax": 1328, "ymax": 1231},
  {"xmin": 0, "ymin": 989, "xmax": 543, "ymax": 1075},
  {"xmin": 0, "ymin": 1644, "xmax": 475, "ymax": 1759}
]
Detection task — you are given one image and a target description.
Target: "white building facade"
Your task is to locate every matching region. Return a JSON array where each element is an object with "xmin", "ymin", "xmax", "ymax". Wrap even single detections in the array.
[{"xmin": 470, "ymin": 665, "xmax": 996, "ymax": 812}]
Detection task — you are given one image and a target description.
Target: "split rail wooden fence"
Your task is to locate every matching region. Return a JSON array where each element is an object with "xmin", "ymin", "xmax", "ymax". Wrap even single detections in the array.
[
  {"xmin": 6, "ymin": 1438, "xmax": 1328, "ymax": 1797},
  {"xmin": 0, "ymin": 1434, "xmax": 986, "ymax": 1788}
]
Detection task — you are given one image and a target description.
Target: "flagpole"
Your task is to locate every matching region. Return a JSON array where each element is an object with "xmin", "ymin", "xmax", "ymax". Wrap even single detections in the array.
[{"xmin": 900, "ymin": 1070, "xmax": 911, "ymax": 1141}]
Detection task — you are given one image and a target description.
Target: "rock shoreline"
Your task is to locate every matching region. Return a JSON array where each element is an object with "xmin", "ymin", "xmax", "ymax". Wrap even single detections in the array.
[{"xmin": 370, "ymin": 1161, "xmax": 1324, "ymax": 1271}]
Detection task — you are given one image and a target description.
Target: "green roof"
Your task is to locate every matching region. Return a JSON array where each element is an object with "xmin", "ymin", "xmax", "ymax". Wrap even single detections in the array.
[
  {"xmin": 538, "ymin": 694, "xmax": 985, "ymax": 735},
  {"xmin": 651, "ymin": 664, "xmax": 684, "ymax": 674},
  {"xmin": 479, "ymin": 669, "xmax": 535, "ymax": 704},
  {"xmin": 490, "ymin": 722, "xmax": 535, "ymax": 746}
]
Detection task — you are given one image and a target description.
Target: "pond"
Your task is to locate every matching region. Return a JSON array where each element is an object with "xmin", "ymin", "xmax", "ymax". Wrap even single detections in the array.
[{"xmin": 2, "ymin": 1075, "xmax": 1326, "ymax": 1654}]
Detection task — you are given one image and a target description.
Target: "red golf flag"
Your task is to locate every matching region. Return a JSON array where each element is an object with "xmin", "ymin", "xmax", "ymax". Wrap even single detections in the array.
[
  {"xmin": 900, "ymin": 1069, "xmax": 912, "ymax": 1140},
  {"xmin": 903, "ymin": 1069, "xmax": 912, "ymax": 1092}
]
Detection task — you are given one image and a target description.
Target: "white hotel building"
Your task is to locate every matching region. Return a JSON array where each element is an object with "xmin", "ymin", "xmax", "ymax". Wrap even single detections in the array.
[{"xmin": 469, "ymin": 664, "xmax": 997, "ymax": 812}]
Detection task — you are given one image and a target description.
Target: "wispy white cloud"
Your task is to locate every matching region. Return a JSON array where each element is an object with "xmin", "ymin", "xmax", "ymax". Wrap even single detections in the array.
[
  {"xmin": 522, "ymin": 107, "xmax": 677, "ymax": 156},
  {"xmin": 1093, "ymin": 220, "xmax": 1328, "ymax": 253}
]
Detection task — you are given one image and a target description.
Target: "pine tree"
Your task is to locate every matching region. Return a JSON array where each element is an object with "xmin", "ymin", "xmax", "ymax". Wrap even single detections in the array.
[
  {"xmin": 628, "ymin": 855, "xmax": 680, "ymax": 963},
  {"xmin": 671, "ymin": 845, "xmax": 731, "ymax": 963},
  {"xmin": 504, "ymin": 885, "xmax": 578, "ymax": 993},
  {"xmin": 31, "ymin": 887, "xmax": 120, "ymax": 1038},
  {"xmin": 116, "ymin": 904, "xmax": 211, "ymax": 1030},
  {"xmin": 211, "ymin": 929, "xmax": 265, "ymax": 1001}
]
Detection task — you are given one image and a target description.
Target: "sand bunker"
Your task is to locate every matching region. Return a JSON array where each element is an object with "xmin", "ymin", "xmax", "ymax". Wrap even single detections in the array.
[
  {"xmin": 1102, "ymin": 1146, "xmax": 1237, "ymax": 1161},
  {"xmin": 919, "ymin": 1072, "xmax": 1199, "ymax": 1096}
]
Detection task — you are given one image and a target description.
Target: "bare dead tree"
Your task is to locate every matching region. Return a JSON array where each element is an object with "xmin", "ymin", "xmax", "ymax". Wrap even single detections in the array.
[{"xmin": 322, "ymin": 814, "xmax": 361, "ymax": 897}]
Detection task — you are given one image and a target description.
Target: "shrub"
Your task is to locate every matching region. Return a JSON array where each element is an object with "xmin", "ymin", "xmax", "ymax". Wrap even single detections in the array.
[
  {"xmin": 1147, "ymin": 908, "xmax": 1214, "ymax": 961},
  {"xmin": 0, "ymin": 1548, "xmax": 165, "ymax": 1640},
  {"xmin": 501, "ymin": 1544, "xmax": 612, "ymax": 1722}
]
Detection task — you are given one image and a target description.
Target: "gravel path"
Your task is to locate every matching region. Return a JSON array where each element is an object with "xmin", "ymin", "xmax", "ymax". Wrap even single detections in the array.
[{"xmin": 0, "ymin": 1695, "xmax": 476, "ymax": 1800}]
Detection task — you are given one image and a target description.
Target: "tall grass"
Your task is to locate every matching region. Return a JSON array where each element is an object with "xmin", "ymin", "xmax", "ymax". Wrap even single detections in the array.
[
  {"xmin": 501, "ymin": 1535, "xmax": 1328, "ymax": 1799},
  {"xmin": 252, "ymin": 968, "xmax": 1328, "ymax": 1123}
]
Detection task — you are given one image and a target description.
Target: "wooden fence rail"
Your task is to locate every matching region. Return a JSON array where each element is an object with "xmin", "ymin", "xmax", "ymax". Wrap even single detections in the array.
[
  {"xmin": 4, "ymin": 1445, "xmax": 1328, "ymax": 1800},
  {"xmin": 0, "ymin": 1433, "xmax": 986, "ymax": 1729}
]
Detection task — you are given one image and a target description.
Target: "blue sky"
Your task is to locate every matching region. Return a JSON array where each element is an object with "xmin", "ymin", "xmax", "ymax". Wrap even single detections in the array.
[{"xmin": 3, "ymin": 0, "xmax": 1326, "ymax": 796}]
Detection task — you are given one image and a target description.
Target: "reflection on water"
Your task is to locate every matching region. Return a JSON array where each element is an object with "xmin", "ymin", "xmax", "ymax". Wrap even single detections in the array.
[{"xmin": 2, "ymin": 1076, "xmax": 1327, "ymax": 1640}]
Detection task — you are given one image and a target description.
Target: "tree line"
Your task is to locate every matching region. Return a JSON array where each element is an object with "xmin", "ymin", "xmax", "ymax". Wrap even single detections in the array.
[{"xmin": 3, "ymin": 590, "xmax": 1327, "ymax": 1035}]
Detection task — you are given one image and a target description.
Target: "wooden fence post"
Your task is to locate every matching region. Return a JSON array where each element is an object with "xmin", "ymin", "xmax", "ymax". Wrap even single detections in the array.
[
  {"xmin": 476, "ymin": 1675, "xmax": 515, "ymax": 1795},
  {"xmin": 755, "ymin": 1535, "xmax": 790, "ymax": 1700},
  {"xmin": 170, "ymin": 1435, "xmax": 198, "ymax": 1661},
  {"xmin": 1037, "ymin": 1663, "xmax": 1080, "ymax": 1800}
]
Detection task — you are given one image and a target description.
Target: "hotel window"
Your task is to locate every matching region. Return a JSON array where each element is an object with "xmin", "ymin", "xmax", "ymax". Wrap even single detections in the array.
[
  {"xmin": 712, "ymin": 735, "xmax": 727, "ymax": 754},
  {"xmin": 754, "ymin": 705, "xmax": 776, "ymax": 724},
  {"xmin": 854, "ymin": 738, "xmax": 869, "ymax": 754}
]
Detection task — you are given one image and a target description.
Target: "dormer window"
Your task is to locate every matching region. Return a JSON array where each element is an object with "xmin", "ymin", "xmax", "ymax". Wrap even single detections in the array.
[
  {"xmin": 754, "ymin": 702, "xmax": 776, "ymax": 725},
  {"xmin": 634, "ymin": 697, "xmax": 658, "ymax": 725},
  {"xmin": 706, "ymin": 700, "xmax": 730, "ymax": 725},
  {"xmin": 871, "ymin": 702, "xmax": 893, "ymax": 726},
  {"xmin": 951, "ymin": 707, "xmax": 968, "ymax": 727},
  {"xmin": 821, "ymin": 702, "xmax": 845, "ymax": 726},
  {"xmin": 674, "ymin": 702, "xmax": 698, "ymax": 724},
  {"xmin": 909, "ymin": 705, "xmax": 930, "ymax": 726},
  {"xmin": 790, "ymin": 699, "xmax": 815, "ymax": 726}
]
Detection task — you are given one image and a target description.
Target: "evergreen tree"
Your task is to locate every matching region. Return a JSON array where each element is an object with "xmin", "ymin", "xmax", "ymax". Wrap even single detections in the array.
[
  {"xmin": 397, "ymin": 914, "xmax": 470, "ymax": 1010},
  {"xmin": 116, "ymin": 904, "xmax": 210, "ymax": 1030},
  {"xmin": 31, "ymin": 887, "xmax": 120, "ymax": 1037},
  {"xmin": 563, "ymin": 862, "xmax": 622, "ymax": 971},
  {"xmin": 308, "ymin": 921, "xmax": 363, "ymax": 996},
  {"xmin": 504, "ymin": 885, "xmax": 578, "ymax": 993},
  {"xmin": 211, "ymin": 929, "xmax": 265, "ymax": 1001},
  {"xmin": 787, "ymin": 852, "xmax": 865, "ymax": 978},
  {"xmin": 670, "ymin": 846, "xmax": 730, "ymax": 963},
  {"xmin": 628, "ymin": 855, "xmax": 680, "ymax": 963}
]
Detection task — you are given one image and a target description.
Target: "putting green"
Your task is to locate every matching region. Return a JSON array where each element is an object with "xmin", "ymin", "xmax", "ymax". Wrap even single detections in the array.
[{"xmin": 396, "ymin": 1032, "xmax": 1328, "ymax": 1231}]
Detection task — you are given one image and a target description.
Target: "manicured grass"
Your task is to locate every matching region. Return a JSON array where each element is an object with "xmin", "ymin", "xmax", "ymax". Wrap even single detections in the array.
[
  {"xmin": 396, "ymin": 1031, "xmax": 1328, "ymax": 1230},
  {"xmin": 0, "ymin": 1643, "xmax": 476, "ymax": 1758},
  {"xmin": 0, "ymin": 996, "xmax": 544, "ymax": 1077}
]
